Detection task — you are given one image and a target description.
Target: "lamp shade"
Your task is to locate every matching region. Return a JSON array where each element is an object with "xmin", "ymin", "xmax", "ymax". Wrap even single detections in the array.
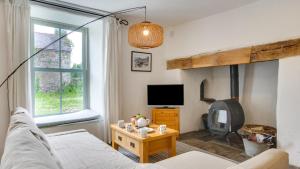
[{"xmin": 128, "ymin": 21, "xmax": 164, "ymax": 49}]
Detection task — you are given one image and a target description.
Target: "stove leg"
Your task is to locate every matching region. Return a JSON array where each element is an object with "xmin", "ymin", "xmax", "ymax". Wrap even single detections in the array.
[
  {"xmin": 225, "ymin": 132, "xmax": 232, "ymax": 145},
  {"xmin": 235, "ymin": 131, "xmax": 243, "ymax": 141}
]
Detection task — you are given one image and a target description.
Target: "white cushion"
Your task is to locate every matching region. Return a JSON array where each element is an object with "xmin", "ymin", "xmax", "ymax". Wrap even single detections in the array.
[
  {"xmin": 1, "ymin": 128, "xmax": 61, "ymax": 169},
  {"xmin": 0, "ymin": 107, "xmax": 63, "ymax": 169},
  {"xmin": 156, "ymin": 151, "xmax": 236, "ymax": 169},
  {"xmin": 10, "ymin": 107, "xmax": 36, "ymax": 129},
  {"xmin": 227, "ymin": 149, "xmax": 289, "ymax": 169}
]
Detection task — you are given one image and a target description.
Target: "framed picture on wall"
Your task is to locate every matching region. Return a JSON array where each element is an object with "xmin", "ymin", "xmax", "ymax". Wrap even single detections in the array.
[{"xmin": 131, "ymin": 51, "xmax": 152, "ymax": 72}]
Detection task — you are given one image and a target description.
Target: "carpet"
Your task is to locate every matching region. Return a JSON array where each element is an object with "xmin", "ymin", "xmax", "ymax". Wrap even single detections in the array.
[{"xmin": 119, "ymin": 141, "xmax": 236, "ymax": 163}]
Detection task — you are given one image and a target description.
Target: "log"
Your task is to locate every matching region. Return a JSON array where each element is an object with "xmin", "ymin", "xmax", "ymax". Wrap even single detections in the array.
[
  {"xmin": 191, "ymin": 47, "xmax": 251, "ymax": 68},
  {"xmin": 167, "ymin": 57, "xmax": 192, "ymax": 70},
  {"xmin": 250, "ymin": 38, "xmax": 300, "ymax": 62},
  {"xmin": 167, "ymin": 37, "xmax": 300, "ymax": 70}
]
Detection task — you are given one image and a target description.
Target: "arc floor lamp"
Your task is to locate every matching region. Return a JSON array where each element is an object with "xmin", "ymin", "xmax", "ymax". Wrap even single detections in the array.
[{"xmin": 0, "ymin": 5, "xmax": 164, "ymax": 90}]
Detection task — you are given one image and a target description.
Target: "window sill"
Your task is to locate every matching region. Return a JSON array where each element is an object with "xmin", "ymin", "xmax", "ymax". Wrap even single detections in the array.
[{"xmin": 34, "ymin": 109, "xmax": 100, "ymax": 128}]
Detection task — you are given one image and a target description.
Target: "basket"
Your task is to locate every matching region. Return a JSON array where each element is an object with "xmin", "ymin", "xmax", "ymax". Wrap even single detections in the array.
[
  {"xmin": 240, "ymin": 124, "xmax": 276, "ymax": 156},
  {"xmin": 241, "ymin": 124, "xmax": 276, "ymax": 137},
  {"xmin": 243, "ymin": 138, "xmax": 269, "ymax": 157}
]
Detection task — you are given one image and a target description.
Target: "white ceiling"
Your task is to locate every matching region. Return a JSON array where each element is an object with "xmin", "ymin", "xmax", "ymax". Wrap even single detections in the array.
[{"xmin": 60, "ymin": 0, "xmax": 259, "ymax": 26}]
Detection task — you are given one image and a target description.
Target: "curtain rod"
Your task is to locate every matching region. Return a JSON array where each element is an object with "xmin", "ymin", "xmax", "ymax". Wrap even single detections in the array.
[{"xmin": 30, "ymin": 0, "xmax": 129, "ymax": 25}]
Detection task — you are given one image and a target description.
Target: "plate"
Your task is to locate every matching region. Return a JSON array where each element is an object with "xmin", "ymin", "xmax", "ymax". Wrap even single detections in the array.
[
  {"xmin": 141, "ymin": 127, "xmax": 155, "ymax": 133},
  {"xmin": 146, "ymin": 127, "xmax": 155, "ymax": 133}
]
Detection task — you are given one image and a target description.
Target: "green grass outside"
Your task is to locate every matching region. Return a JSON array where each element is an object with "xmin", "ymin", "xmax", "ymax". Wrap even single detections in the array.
[{"xmin": 35, "ymin": 85, "xmax": 83, "ymax": 116}]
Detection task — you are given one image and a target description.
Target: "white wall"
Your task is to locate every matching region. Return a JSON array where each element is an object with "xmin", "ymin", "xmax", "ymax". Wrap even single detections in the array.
[
  {"xmin": 31, "ymin": 5, "xmax": 93, "ymax": 26},
  {"xmin": 163, "ymin": 0, "xmax": 300, "ymax": 129},
  {"xmin": 178, "ymin": 68, "xmax": 211, "ymax": 132},
  {"xmin": 241, "ymin": 61, "xmax": 278, "ymax": 126},
  {"xmin": 89, "ymin": 20, "xmax": 105, "ymax": 118},
  {"xmin": 277, "ymin": 56, "xmax": 300, "ymax": 167},
  {"xmin": 165, "ymin": 0, "xmax": 300, "ymax": 58}
]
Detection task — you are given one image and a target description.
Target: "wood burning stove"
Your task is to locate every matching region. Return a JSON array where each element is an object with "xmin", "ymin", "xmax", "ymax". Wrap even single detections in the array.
[
  {"xmin": 208, "ymin": 99, "xmax": 245, "ymax": 136},
  {"xmin": 202, "ymin": 65, "xmax": 245, "ymax": 138}
]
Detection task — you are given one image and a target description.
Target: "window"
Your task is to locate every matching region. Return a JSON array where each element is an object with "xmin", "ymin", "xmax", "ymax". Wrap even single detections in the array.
[{"xmin": 31, "ymin": 19, "xmax": 89, "ymax": 117}]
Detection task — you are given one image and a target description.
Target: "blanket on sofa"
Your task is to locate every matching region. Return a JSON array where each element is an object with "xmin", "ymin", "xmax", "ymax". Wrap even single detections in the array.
[{"xmin": 47, "ymin": 130, "xmax": 166, "ymax": 169}]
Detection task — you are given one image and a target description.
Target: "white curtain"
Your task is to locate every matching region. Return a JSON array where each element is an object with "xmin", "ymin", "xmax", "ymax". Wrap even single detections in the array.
[
  {"xmin": 3, "ymin": 0, "xmax": 31, "ymax": 114},
  {"xmin": 103, "ymin": 17, "xmax": 122, "ymax": 143},
  {"xmin": 0, "ymin": 0, "xmax": 30, "ymax": 156}
]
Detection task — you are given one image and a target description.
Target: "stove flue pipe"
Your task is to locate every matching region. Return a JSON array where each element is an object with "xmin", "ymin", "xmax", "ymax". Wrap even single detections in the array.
[{"xmin": 230, "ymin": 65, "xmax": 239, "ymax": 101}]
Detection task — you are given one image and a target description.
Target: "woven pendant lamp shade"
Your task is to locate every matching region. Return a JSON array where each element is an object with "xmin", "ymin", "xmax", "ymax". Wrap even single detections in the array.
[{"xmin": 128, "ymin": 21, "xmax": 164, "ymax": 49}]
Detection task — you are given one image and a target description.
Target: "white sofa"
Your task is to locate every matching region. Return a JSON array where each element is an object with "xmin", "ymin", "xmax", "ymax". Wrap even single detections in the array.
[
  {"xmin": 157, "ymin": 149, "xmax": 289, "ymax": 169},
  {"xmin": 0, "ymin": 108, "xmax": 289, "ymax": 169}
]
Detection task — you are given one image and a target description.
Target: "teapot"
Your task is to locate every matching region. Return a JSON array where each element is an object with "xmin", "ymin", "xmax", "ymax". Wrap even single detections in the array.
[{"xmin": 136, "ymin": 118, "xmax": 150, "ymax": 128}]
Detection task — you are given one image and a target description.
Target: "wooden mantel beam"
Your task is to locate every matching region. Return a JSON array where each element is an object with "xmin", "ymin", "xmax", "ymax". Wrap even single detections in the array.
[{"xmin": 167, "ymin": 38, "xmax": 300, "ymax": 70}]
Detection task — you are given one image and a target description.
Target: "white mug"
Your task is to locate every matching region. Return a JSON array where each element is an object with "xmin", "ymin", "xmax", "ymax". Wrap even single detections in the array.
[
  {"xmin": 159, "ymin": 125, "xmax": 167, "ymax": 134},
  {"xmin": 126, "ymin": 123, "xmax": 133, "ymax": 132},
  {"xmin": 117, "ymin": 120, "xmax": 125, "ymax": 128},
  {"xmin": 139, "ymin": 128, "xmax": 148, "ymax": 138}
]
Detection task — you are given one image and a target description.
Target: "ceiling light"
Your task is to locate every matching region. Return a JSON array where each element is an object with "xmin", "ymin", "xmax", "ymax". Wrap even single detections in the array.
[{"xmin": 128, "ymin": 7, "xmax": 164, "ymax": 49}]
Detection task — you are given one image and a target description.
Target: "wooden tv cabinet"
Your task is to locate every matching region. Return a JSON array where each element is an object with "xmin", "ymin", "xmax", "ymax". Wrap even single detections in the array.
[{"xmin": 151, "ymin": 108, "xmax": 180, "ymax": 133}]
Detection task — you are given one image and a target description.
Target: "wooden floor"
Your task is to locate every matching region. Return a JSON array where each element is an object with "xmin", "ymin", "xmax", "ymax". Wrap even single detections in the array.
[{"xmin": 179, "ymin": 130, "xmax": 299, "ymax": 169}]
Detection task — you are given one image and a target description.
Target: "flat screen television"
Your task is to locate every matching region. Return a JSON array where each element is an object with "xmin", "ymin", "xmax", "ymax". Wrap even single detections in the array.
[{"xmin": 147, "ymin": 84, "xmax": 184, "ymax": 106}]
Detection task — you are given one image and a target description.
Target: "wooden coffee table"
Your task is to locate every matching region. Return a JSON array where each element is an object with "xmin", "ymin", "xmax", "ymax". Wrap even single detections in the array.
[{"xmin": 111, "ymin": 124, "xmax": 178, "ymax": 163}]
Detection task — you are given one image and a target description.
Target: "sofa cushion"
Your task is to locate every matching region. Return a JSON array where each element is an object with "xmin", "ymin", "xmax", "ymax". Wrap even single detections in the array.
[
  {"xmin": 0, "ymin": 107, "xmax": 63, "ymax": 169},
  {"xmin": 156, "ymin": 151, "xmax": 236, "ymax": 169},
  {"xmin": 227, "ymin": 149, "xmax": 289, "ymax": 169}
]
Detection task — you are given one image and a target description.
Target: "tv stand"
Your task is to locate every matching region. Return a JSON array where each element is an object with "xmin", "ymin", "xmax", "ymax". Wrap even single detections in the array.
[
  {"xmin": 157, "ymin": 106, "xmax": 176, "ymax": 109},
  {"xmin": 151, "ymin": 108, "xmax": 180, "ymax": 133}
]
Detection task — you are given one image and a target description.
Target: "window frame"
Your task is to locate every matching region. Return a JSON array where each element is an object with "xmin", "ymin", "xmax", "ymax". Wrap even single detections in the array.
[{"xmin": 30, "ymin": 18, "xmax": 90, "ymax": 117}]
